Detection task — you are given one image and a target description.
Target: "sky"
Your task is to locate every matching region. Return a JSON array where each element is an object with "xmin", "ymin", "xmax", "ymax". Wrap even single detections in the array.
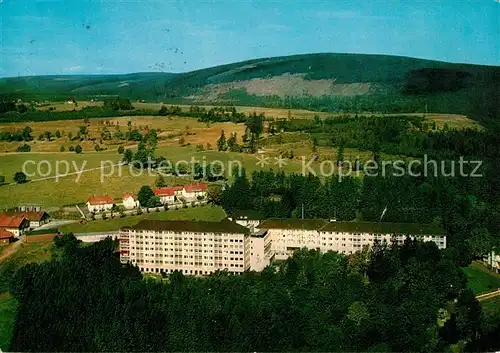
[{"xmin": 0, "ymin": 0, "xmax": 498, "ymax": 77}]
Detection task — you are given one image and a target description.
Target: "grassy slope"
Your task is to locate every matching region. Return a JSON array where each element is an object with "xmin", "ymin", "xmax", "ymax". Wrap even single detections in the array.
[
  {"xmin": 59, "ymin": 205, "xmax": 227, "ymax": 233},
  {"xmin": 463, "ymin": 261, "xmax": 500, "ymax": 294}
]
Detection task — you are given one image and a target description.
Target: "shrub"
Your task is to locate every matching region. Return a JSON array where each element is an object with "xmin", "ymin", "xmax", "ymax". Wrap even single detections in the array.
[
  {"xmin": 60, "ymin": 146, "xmax": 65, "ymax": 152},
  {"xmin": 75, "ymin": 145, "xmax": 83, "ymax": 154},
  {"xmin": 69, "ymin": 146, "xmax": 75, "ymax": 152},
  {"xmin": 16, "ymin": 144, "xmax": 31, "ymax": 152},
  {"xmin": 13, "ymin": 171, "xmax": 27, "ymax": 184}
]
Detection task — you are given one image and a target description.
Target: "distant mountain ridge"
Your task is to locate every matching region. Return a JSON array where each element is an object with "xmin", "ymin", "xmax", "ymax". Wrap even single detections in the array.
[{"xmin": 0, "ymin": 53, "xmax": 498, "ymax": 122}]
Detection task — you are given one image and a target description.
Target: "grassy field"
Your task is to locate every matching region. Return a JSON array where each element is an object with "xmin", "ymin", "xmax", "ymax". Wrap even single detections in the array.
[
  {"xmin": 0, "ymin": 115, "xmax": 245, "ymax": 153},
  {"xmin": 0, "ymin": 140, "xmax": 410, "ymax": 209},
  {"xmin": 59, "ymin": 205, "xmax": 227, "ymax": 234},
  {"xmin": 463, "ymin": 261, "xmax": 500, "ymax": 294}
]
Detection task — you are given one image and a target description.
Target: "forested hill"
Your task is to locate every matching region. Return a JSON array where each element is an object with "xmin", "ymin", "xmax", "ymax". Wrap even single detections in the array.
[{"xmin": 1, "ymin": 53, "xmax": 498, "ymax": 121}]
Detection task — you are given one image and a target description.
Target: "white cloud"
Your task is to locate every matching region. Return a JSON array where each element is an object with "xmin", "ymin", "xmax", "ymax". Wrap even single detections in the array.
[
  {"xmin": 64, "ymin": 65, "xmax": 83, "ymax": 72},
  {"xmin": 311, "ymin": 10, "xmax": 394, "ymax": 20},
  {"xmin": 257, "ymin": 24, "xmax": 290, "ymax": 31}
]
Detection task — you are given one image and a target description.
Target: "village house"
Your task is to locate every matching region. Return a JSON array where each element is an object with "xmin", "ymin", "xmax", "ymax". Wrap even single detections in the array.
[
  {"xmin": 0, "ymin": 214, "xmax": 30, "ymax": 237},
  {"xmin": 0, "ymin": 229, "xmax": 15, "ymax": 244},
  {"xmin": 154, "ymin": 187, "xmax": 176, "ymax": 204},
  {"xmin": 182, "ymin": 183, "xmax": 207, "ymax": 201},
  {"xmin": 1, "ymin": 211, "xmax": 50, "ymax": 229},
  {"xmin": 122, "ymin": 193, "xmax": 139, "ymax": 210},
  {"xmin": 87, "ymin": 195, "xmax": 114, "ymax": 213}
]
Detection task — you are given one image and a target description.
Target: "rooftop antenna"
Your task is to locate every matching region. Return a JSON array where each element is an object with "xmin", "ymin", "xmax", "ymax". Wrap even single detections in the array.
[{"xmin": 379, "ymin": 205, "xmax": 388, "ymax": 222}]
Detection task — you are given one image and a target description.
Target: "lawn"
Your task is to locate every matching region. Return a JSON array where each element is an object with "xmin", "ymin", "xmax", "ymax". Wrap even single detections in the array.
[
  {"xmin": 59, "ymin": 205, "xmax": 227, "ymax": 234},
  {"xmin": 0, "ymin": 292, "xmax": 16, "ymax": 351},
  {"xmin": 463, "ymin": 261, "xmax": 500, "ymax": 295}
]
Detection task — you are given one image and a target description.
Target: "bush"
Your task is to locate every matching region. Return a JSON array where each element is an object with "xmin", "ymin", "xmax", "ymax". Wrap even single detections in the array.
[
  {"xmin": 16, "ymin": 144, "xmax": 31, "ymax": 152},
  {"xmin": 75, "ymin": 145, "xmax": 83, "ymax": 154},
  {"xmin": 0, "ymin": 175, "xmax": 5, "ymax": 185},
  {"xmin": 69, "ymin": 146, "xmax": 75, "ymax": 152},
  {"xmin": 14, "ymin": 171, "xmax": 27, "ymax": 184},
  {"xmin": 60, "ymin": 146, "xmax": 65, "ymax": 152},
  {"xmin": 117, "ymin": 145, "xmax": 125, "ymax": 154}
]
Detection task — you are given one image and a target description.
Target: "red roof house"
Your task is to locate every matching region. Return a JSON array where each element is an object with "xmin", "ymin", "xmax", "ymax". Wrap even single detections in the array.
[
  {"xmin": 184, "ymin": 183, "xmax": 207, "ymax": 193},
  {"xmin": 154, "ymin": 187, "xmax": 176, "ymax": 197},
  {"xmin": 0, "ymin": 229, "xmax": 14, "ymax": 243},
  {"xmin": 122, "ymin": 193, "xmax": 137, "ymax": 200},
  {"xmin": 87, "ymin": 195, "xmax": 114, "ymax": 205}
]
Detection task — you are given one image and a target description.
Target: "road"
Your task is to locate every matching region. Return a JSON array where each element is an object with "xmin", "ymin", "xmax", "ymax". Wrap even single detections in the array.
[{"xmin": 35, "ymin": 220, "xmax": 78, "ymax": 230}]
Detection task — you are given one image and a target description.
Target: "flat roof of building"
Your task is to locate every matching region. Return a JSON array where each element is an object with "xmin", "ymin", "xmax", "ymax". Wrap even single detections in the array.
[
  {"xmin": 257, "ymin": 218, "xmax": 444, "ymax": 236},
  {"xmin": 126, "ymin": 218, "xmax": 250, "ymax": 234},
  {"xmin": 258, "ymin": 219, "xmax": 328, "ymax": 230},
  {"xmin": 320, "ymin": 221, "xmax": 444, "ymax": 235}
]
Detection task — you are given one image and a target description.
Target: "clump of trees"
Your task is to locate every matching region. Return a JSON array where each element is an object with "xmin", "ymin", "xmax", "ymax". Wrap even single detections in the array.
[
  {"xmin": 13, "ymin": 171, "xmax": 27, "ymax": 184},
  {"xmin": 103, "ymin": 98, "xmax": 134, "ymax": 111},
  {"xmin": 0, "ymin": 126, "xmax": 33, "ymax": 142},
  {"xmin": 137, "ymin": 185, "xmax": 160, "ymax": 208},
  {"xmin": 16, "ymin": 144, "xmax": 31, "ymax": 152}
]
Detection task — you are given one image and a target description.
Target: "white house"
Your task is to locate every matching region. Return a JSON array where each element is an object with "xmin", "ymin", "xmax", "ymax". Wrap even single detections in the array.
[
  {"xmin": 182, "ymin": 183, "xmax": 207, "ymax": 201},
  {"xmin": 154, "ymin": 187, "xmax": 176, "ymax": 204},
  {"xmin": 0, "ymin": 215, "xmax": 30, "ymax": 237},
  {"xmin": 87, "ymin": 195, "xmax": 114, "ymax": 213},
  {"xmin": 1, "ymin": 211, "xmax": 50, "ymax": 229},
  {"xmin": 122, "ymin": 193, "xmax": 139, "ymax": 209}
]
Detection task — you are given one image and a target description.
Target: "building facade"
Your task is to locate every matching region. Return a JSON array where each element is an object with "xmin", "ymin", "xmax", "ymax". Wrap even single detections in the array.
[
  {"xmin": 119, "ymin": 218, "xmax": 447, "ymax": 276},
  {"xmin": 256, "ymin": 219, "xmax": 447, "ymax": 263},
  {"xmin": 122, "ymin": 193, "xmax": 139, "ymax": 209},
  {"xmin": 0, "ymin": 215, "xmax": 30, "ymax": 237},
  {"xmin": 120, "ymin": 219, "xmax": 250, "ymax": 275},
  {"xmin": 87, "ymin": 195, "xmax": 114, "ymax": 213},
  {"xmin": 0, "ymin": 229, "xmax": 14, "ymax": 244},
  {"xmin": 1, "ymin": 211, "xmax": 50, "ymax": 229},
  {"xmin": 154, "ymin": 187, "xmax": 176, "ymax": 204},
  {"xmin": 182, "ymin": 183, "xmax": 207, "ymax": 201}
]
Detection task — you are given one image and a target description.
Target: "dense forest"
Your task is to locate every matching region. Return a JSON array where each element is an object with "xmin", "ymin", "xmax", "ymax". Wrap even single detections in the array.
[{"xmin": 8, "ymin": 235, "xmax": 499, "ymax": 352}]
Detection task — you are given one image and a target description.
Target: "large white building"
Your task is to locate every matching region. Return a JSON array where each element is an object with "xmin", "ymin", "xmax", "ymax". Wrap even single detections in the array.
[
  {"xmin": 120, "ymin": 219, "xmax": 250, "ymax": 275},
  {"xmin": 120, "ymin": 218, "xmax": 446, "ymax": 275},
  {"xmin": 257, "ymin": 219, "xmax": 446, "ymax": 262}
]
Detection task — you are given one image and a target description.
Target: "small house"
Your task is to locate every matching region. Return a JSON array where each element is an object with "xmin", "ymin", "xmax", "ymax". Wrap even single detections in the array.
[
  {"xmin": 122, "ymin": 193, "xmax": 139, "ymax": 210},
  {"xmin": 0, "ymin": 229, "xmax": 14, "ymax": 244},
  {"xmin": 87, "ymin": 195, "xmax": 114, "ymax": 213}
]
